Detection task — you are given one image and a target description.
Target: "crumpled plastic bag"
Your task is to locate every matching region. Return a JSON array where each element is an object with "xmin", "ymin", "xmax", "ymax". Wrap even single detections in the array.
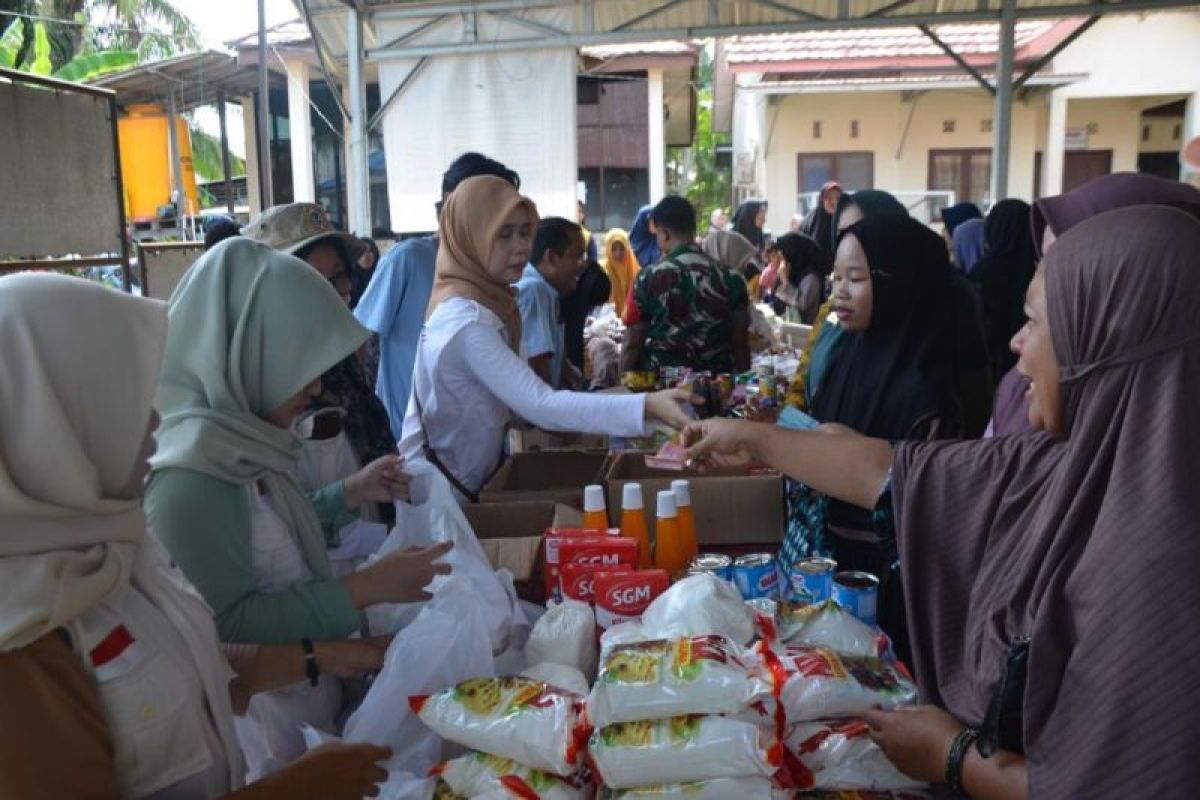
[
  {"xmin": 343, "ymin": 575, "xmax": 495, "ymax": 775},
  {"xmin": 768, "ymin": 645, "xmax": 918, "ymax": 723},
  {"xmin": 300, "ymin": 725, "xmax": 435, "ymax": 800},
  {"xmin": 786, "ymin": 720, "xmax": 927, "ymax": 792},
  {"xmin": 640, "ymin": 574, "xmax": 756, "ymax": 646},
  {"xmin": 775, "ymin": 600, "xmax": 890, "ymax": 659},
  {"xmin": 525, "ymin": 598, "xmax": 598, "ymax": 682}
]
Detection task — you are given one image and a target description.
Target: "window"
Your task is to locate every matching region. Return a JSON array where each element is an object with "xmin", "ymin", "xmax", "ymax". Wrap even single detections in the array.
[
  {"xmin": 813, "ymin": 120, "xmax": 823, "ymax": 139},
  {"xmin": 797, "ymin": 152, "xmax": 875, "ymax": 193},
  {"xmin": 577, "ymin": 77, "xmax": 601, "ymax": 105},
  {"xmin": 850, "ymin": 120, "xmax": 860, "ymax": 139},
  {"xmin": 1175, "ymin": 123, "xmax": 1183, "ymax": 140},
  {"xmin": 1142, "ymin": 125, "xmax": 1151, "ymax": 142},
  {"xmin": 942, "ymin": 119, "xmax": 956, "ymax": 134},
  {"xmin": 929, "ymin": 148, "xmax": 991, "ymax": 208},
  {"xmin": 981, "ymin": 118, "xmax": 993, "ymax": 133}
]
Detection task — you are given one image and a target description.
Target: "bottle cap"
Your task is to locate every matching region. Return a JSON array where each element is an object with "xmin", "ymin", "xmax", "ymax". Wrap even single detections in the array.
[
  {"xmin": 670, "ymin": 479, "xmax": 691, "ymax": 506},
  {"xmin": 584, "ymin": 484, "xmax": 605, "ymax": 513},
  {"xmin": 622, "ymin": 483, "xmax": 644, "ymax": 510},
  {"xmin": 656, "ymin": 490, "xmax": 678, "ymax": 519}
]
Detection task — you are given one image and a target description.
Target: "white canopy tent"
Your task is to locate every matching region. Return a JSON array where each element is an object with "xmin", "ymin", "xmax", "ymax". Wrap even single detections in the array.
[{"xmin": 290, "ymin": 0, "xmax": 1200, "ymax": 233}]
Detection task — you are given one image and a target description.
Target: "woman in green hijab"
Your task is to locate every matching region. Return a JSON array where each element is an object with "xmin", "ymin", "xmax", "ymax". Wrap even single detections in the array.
[{"xmin": 145, "ymin": 237, "xmax": 451, "ymax": 778}]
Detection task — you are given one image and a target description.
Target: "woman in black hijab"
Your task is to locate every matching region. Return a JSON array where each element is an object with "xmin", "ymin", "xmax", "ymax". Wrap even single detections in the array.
[
  {"xmin": 971, "ymin": 199, "xmax": 1038, "ymax": 382},
  {"xmin": 732, "ymin": 199, "xmax": 768, "ymax": 252},
  {"xmin": 774, "ymin": 232, "xmax": 825, "ymax": 324},
  {"xmin": 801, "ymin": 181, "xmax": 842, "ymax": 270}
]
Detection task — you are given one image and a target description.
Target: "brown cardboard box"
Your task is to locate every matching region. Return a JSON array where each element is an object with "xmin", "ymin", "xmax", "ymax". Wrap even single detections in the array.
[
  {"xmin": 463, "ymin": 501, "xmax": 583, "ymax": 605},
  {"xmin": 604, "ymin": 453, "xmax": 784, "ymax": 547},
  {"xmin": 507, "ymin": 428, "xmax": 608, "ymax": 454},
  {"xmin": 479, "ymin": 451, "xmax": 611, "ymax": 508}
]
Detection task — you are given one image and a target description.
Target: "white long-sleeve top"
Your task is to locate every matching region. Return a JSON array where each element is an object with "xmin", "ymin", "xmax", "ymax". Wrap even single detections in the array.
[{"xmin": 399, "ymin": 298, "xmax": 648, "ymax": 495}]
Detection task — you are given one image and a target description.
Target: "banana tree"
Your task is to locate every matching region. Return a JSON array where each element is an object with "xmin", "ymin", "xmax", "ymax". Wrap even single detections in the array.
[{"xmin": 2, "ymin": 19, "xmax": 136, "ymax": 79}]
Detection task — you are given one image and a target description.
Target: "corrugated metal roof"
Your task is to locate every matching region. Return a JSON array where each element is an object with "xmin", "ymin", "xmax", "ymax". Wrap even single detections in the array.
[{"xmin": 89, "ymin": 51, "xmax": 281, "ymax": 111}]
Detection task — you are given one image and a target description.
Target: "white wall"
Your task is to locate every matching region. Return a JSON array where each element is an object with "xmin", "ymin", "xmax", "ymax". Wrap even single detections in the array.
[{"xmin": 1051, "ymin": 11, "xmax": 1200, "ymax": 100}]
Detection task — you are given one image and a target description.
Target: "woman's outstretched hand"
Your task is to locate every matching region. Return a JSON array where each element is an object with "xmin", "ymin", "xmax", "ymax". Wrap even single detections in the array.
[
  {"xmin": 681, "ymin": 418, "xmax": 758, "ymax": 469},
  {"xmin": 644, "ymin": 386, "xmax": 697, "ymax": 430}
]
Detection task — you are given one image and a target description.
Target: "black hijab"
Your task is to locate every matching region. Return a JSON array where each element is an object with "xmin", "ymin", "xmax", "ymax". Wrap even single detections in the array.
[
  {"xmin": 776, "ymin": 232, "xmax": 823, "ymax": 290},
  {"xmin": 732, "ymin": 200, "xmax": 766, "ymax": 250},
  {"xmin": 801, "ymin": 183, "xmax": 841, "ymax": 269},
  {"xmin": 830, "ymin": 190, "xmax": 909, "ymax": 253},
  {"xmin": 812, "ymin": 215, "xmax": 961, "ymax": 440},
  {"xmin": 971, "ymin": 198, "xmax": 1038, "ymax": 381}
]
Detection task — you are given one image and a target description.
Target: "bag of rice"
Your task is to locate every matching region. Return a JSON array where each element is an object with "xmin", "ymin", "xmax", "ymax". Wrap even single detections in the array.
[
  {"xmin": 587, "ymin": 635, "xmax": 772, "ymax": 728},
  {"xmin": 525, "ymin": 598, "xmax": 599, "ymax": 682},
  {"xmin": 640, "ymin": 574, "xmax": 756, "ymax": 646},
  {"xmin": 768, "ymin": 646, "xmax": 917, "ymax": 723},
  {"xmin": 775, "ymin": 600, "xmax": 890, "ymax": 659},
  {"xmin": 411, "ymin": 677, "xmax": 590, "ymax": 776},
  {"xmin": 589, "ymin": 714, "xmax": 780, "ymax": 789},
  {"xmin": 431, "ymin": 750, "xmax": 593, "ymax": 800},
  {"xmin": 787, "ymin": 721, "xmax": 927, "ymax": 792},
  {"xmin": 599, "ymin": 776, "xmax": 791, "ymax": 799}
]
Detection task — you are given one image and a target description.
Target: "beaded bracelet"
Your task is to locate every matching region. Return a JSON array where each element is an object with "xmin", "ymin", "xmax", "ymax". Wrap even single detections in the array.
[{"xmin": 945, "ymin": 726, "xmax": 979, "ymax": 793}]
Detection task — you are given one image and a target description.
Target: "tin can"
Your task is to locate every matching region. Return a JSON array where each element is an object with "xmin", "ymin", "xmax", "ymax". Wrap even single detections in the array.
[
  {"xmin": 733, "ymin": 553, "xmax": 779, "ymax": 599},
  {"xmin": 788, "ymin": 557, "xmax": 837, "ymax": 604},
  {"xmin": 832, "ymin": 570, "xmax": 880, "ymax": 626},
  {"xmin": 689, "ymin": 553, "xmax": 733, "ymax": 581}
]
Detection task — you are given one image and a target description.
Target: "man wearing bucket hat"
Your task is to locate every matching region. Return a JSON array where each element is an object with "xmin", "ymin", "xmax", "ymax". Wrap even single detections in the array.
[{"xmin": 243, "ymin": 203, "xmax": 400, "ymax": 520}]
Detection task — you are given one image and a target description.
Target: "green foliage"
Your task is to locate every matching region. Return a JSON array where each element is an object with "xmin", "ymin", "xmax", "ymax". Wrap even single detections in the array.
[
  {"xmin": 25, "ymin": 19, "xmax": 51, "ymax": 74},
  {"xmin": 0, "ymin": 19, "xmax": 22, "ymax": 67},
  {"xmin": 667, "ymin": 47, "xmax": 733, "ymax": 227},
  {"xmin": 189, "ymin": 123, "xmax": 246, "ymax": 182},
  {"xmin": 51, "ymin": 47, "xmax": 135, "ymax": 80}
]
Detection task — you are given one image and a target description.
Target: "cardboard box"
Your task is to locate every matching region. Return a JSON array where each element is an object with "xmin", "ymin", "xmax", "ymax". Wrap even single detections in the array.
[
  {"xmin": 479, "ymin": 451, "xmax": 611, "ymax": 508},
  {"xmin": 507, "ymin": 427, "xmax": 608, "ymax": 454},
  {"xmin": 463, "ymin": 501, "xmax": 582, "ymax": 604},
  {"xmin": 604, "ymin": 453, "xmax": 784, "ymax": 547}
]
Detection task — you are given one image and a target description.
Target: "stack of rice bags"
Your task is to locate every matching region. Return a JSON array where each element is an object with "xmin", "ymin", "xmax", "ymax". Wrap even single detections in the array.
[
  {"xmin": 586, "ymin": 575, "xmax": 791, "ymax": 800},
  {"xmin": 411, "ymin": 675, "xmax": 594, "ymax": 799},
  {"xmin": 761, "ymin": 599, "xmax": 927, "ymax": 795}
]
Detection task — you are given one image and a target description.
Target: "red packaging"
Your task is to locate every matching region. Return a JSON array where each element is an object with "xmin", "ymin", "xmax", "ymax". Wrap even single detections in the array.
[
  {"xmin": 593, "ymin": 568, "xmax": 671, "ymax": 630},
  {"xmin": 543, "ymin": 527, "xmax": 621, "ymax": 603},
  {"xmin": 559, "ymin": 562, "xmax": 604, "ymax": 604}
]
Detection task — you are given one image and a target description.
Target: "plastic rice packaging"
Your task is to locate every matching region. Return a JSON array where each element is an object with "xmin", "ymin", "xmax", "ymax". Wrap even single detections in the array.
[
  {"xmin": 411, "ymin": 676, "xmax": 590, "ymax": 776},
  {"xmin": 599, "ymin": 622, "xmax": 647, "ymax": 657},
  {"xmin": 599, "ymin": 777, "xmax": 791, "ymax": 800},
  {"xmin": 774, "ymin": 600, "xmax": 891, "ymax": 659},
  {"xmin": 588, "ymin": 714, "xmax": 781, "ymax": 789},
  {"xmin": 525, "ymin": 598, "xmax": 599, "ymax": 681},
  {"xmin": 787, "ymin": 721, "xmax": 926, "ymax": 792},
  {"xmin": 587, "ymin": 635, "xmax": 771, "ymax": 728},
  {"xmin": 640, "ymin": 574, "xmax": 756, "ymax": 646},
  {"xmin": 431, "ymin": 750, "xmax": 594, "ymax": 800},
  {"xmin": 794, "ymin": 792, "xmax": 932, "ymax": 799},
  {"xmin": 521, "ymin": 662, "xmax": 591, "ymax": 698},
  {"xmin": 767, "ymin": 646, "xmax": 917, "ymax": 723}
]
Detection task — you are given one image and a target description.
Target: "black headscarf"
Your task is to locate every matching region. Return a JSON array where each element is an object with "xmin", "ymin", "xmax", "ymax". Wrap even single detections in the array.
[
  {"xmin": 776, "ymin": 232, "xmax": 823, "ymax": 290},
  {"xmin": 830, "ymin": 190, "xmax": 909, "ymax": 253},
  {"xmin": 800, "ymin": 182, "xmax": 842, "ymax": 269},
  {"xmin": 813, "ymin": 215, "xmax": 961, "ymax": 440},
  {"xmin": 732, "ymin": 200, "xmax": 767, "ymax": 251},
  {"xmin": 970, "ymin": 199, "xmax": 1038, "ymax": 381}
]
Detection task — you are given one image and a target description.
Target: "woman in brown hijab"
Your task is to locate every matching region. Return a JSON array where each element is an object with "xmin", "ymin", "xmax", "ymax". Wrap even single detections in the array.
[{"xmin": 683, "ymin": 205, "xmax": 1200, "ymax": 798}]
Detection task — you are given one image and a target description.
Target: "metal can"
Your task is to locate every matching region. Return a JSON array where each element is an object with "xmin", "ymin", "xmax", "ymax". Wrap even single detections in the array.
[
  {"xmin": 733, "ymin": 553, "xmax": 779, "ymax": 599},
  {"xmin": 689, "ymin": 553, "xmax": 733, "ymax": 581},
  {"xmin": 788, "ymin": 557, "xmax": 838, "ymax": 604},
  {"xmin": 832, "ymin": 570, "xmax": 880, "ymax": 626}
]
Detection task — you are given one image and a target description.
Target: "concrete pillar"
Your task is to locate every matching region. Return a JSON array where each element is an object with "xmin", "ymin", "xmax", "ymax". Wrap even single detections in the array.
[
  {"xmin": 647, "ymin": 67, "xmax": 666, "ymax": 202},
  {"xmin": 242, "ymin": 97, "xmax": 262, "ymax": 215},
  {"xmin": 165, "ymin": 88, "xmax": 186, "ymax": 214},
  {"xmin": 989, "ymin": 0, "xmax": 1016, "ymax": 204},
  {"xmin": 286, "ymin": 59, "xmax": 315, "ymax": 203},
  {"xmin": 1182, "ymin": 91, "xmax": 1200, "ymax": 184},
  {"xmin": 345, "ymin": 8, "xmax": 371, "ymax": 235},
  {"xmin": 1043, "ymin": 90, "xmax": 1068, "ymax": 198}
]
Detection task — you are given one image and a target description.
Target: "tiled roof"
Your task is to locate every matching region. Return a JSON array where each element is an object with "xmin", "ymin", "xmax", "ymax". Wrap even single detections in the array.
[{"xmin": 725, "ymin": 20, "xmax": 1061, "ymax": 66}]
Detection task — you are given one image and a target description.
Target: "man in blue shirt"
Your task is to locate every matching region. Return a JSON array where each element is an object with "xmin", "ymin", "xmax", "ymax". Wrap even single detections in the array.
[
  {"xmin": 515, "ymin": 217, "xmax": 587, "ymax": 389},
  {"xmin": 355, "ymin": 153, "xmax": 520, "ymax": 438}
]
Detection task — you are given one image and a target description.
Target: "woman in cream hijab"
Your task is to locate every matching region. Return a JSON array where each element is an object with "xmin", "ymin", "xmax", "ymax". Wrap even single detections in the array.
[
  {"xmin": 399, "ymin": 175, "xmax": 694, "ymax": 501},
  {"xmin": 0, "ymin": 273, "xmax": 392, "ymax": 799},
  {"xmin": 144, "ymin": 238, "xmax": 451, "ymax": 778}
]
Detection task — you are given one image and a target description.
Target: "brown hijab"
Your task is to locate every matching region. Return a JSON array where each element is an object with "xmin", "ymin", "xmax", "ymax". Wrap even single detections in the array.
[
  {"xmin": 893, "ymin": 206, "xmax": 1200, "ymax": 796},
  {"xmin": 426, "ymin": 175, "xmax": 539, "ymax": 348}
]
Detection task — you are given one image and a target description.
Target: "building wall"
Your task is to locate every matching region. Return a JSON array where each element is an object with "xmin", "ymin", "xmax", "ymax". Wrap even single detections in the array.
[{"xmin": 1140, "ymin": 115, "xmax": 1185, "ymax": 154}]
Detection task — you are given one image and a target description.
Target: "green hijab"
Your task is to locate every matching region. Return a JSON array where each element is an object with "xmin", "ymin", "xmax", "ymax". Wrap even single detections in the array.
[{"xmin": 151, "ymin": 237, "xmax": 369, "ymax": 579}]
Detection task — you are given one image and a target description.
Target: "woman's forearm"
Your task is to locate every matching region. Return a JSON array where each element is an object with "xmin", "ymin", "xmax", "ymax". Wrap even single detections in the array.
[
  {"xmin": 963, "ymin": 748, "xmax": 1028, "ymax": 800},
  {"xmin": 743, "ymin": 423, "xmax": 892, "ymax": 509}
]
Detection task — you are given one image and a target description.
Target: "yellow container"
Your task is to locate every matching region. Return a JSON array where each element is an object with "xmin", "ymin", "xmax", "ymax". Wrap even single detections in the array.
[{"xmin": 117, "ymin": 103, "xmax": 199, "ymax": 220}]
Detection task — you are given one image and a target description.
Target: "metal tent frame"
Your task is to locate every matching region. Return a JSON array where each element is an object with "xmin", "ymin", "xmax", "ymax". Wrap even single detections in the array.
[{"xmin": 290, "ymin": 0, "xmax": 1200, "ymax": 230}]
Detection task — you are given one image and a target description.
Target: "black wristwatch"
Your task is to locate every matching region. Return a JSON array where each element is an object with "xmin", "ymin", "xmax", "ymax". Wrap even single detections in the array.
[{"xmin": 300, "ymin": 637, "xmax": 320, "ymax": 687}]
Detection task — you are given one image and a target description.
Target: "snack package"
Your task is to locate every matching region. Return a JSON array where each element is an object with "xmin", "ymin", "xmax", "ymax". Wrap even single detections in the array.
[
  {"xmin": 640, "ymin": 574, "xmax": 756, "ymax": 646},
  {"xmin": 432, "ymin": 750, "xmax": 594, "ymax": 800},
  {"xmin": 560, "ymin": 563, "xmax": 606, "ymax": 605},
  {"xmin": 544, "ymin": 529, "xmax": 625, "ymax": 603},
  {"xmin": 589, "ymin": 714, "xmax": 780, "ymax": 789},
  {"xmin": 774, "ymin": 600, "xmax": 891, "ymax": 659},
  {"xmin": 787, "ymin": 721, "xmax": 927, "ymax": 792},
  {"xmin": 600, "ymin": 777, "xmax": 791, "ymax": 800},
  {"xmin": 593, "ymin": 570, "xmax": 671, "ymax": 631},
  {"xmin": 587, "ymin": 635, "xmax": 771, "ymax": 728},
  {"xmin": 525, "ymin": 599, "xmax": 599, "ymax": 682},
  {"xmin": 412, "ymin": 677, "xmax": 590, "ymax": 776},
  {"xmin": 768, "ymin": 646, "xmax": 917, "ymax": 723}
]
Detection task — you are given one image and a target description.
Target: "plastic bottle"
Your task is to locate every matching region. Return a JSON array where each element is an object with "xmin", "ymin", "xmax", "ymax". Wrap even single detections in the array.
[
  {"xmin": 620, "ymin": 483, "xmax": 652, "ymax": 568},
  {"xmin": 582, "ymin": 484, "xmax": 608, "ymax": 530},
  {"xmin": 671, "ymin": 479, "xmax": 699, "ymax": 563},
  {"xmin": 654, "ymin": 491, "xmax": 689, "ymax": 577}
]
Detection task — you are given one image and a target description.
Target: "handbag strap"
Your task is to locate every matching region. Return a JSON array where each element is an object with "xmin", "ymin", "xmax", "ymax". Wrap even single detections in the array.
[{"xmin": 412, "ymin": 380, "xmax": 481, "ymax": 504}]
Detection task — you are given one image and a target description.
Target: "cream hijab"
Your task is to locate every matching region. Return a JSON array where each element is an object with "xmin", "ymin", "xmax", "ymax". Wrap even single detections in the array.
[
  {"xmin": 426, "ymin": 175, "xmax": 539, "ymax": 348},
  {"xmin": 151, "ymin": 237, "xmax": 369, "ymax": 579},
  {"xmin": 0, "ymin": 273, "xmax": 244, "ymax": 784}
]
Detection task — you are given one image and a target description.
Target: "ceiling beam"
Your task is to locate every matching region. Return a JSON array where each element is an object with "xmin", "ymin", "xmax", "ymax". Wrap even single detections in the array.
[
  {"xmin": 917, "ymin": 23, "xmax": 996, "ymax": 95},
  {"xmin": 1014, "ymin": 14, "xmax": 1101, "ymax": 96}
]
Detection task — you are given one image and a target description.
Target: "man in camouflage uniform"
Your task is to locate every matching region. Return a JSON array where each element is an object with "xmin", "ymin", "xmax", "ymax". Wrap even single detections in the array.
[{"xmin": 620, "ymin": 195, "xmax": 751, "ymax": 375}]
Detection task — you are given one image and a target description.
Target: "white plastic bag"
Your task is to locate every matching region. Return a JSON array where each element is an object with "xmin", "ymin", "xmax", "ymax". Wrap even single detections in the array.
[
  {"xmin": 525, "ymin": 598, "xmax": 598, "ymax": 682},
  {"xmin": 771, "ymin": 646, "xmax": 918, "ymax": 723},
  {"xmin": 368, "ymin": 464, "xmax": 518, "ymax": 654},
  {"xmin": 786, "ymin": 721, "xmax": 927, "ymax": 792},
  {"xmin": 433, "ymin": 751, "xmax": 593, "ymax": 800},
  {"xmin": 343, "ymin": 575, "xmax": 495, "ymax": 775},
  {"xmin": 640, "ymin": 574, "xmax": 756, "ymax": 647},
  {"xmin": 589, "ymin": 714, "xmax": 780, "ymax": 789},
  {"xmin": 587, "ymin": 635, "xmax": 771, "ymax": 728},
  {"xmin": 300, "ymin": 726, "xmax": 435, "ymax": 800},
  {"xmin": 601, "ymin": 776, "xmax": 790, "ymax": 799},
  {"xmin": 521, "ymin": 662, "xmax": 590, "ymax": 698},
  {"xmin": 776, "ymin": 600, "xmax": 888, "ymax": 659}
]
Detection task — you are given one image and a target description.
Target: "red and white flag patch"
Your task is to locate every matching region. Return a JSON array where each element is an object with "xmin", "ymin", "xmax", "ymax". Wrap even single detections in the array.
[{"xmin": 89, "ymin": 624, "xmax": 143, "ymax": 682}]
